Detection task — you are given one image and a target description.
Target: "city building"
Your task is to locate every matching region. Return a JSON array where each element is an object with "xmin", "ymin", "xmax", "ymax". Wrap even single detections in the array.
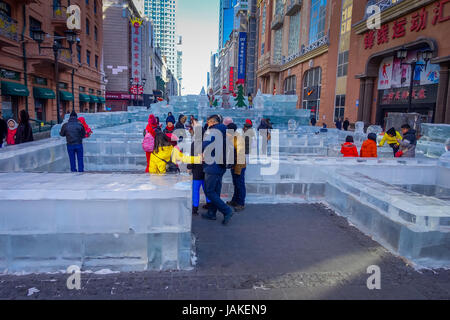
[
  {"xmin": 348, "ymin": 0, "xmax": 450, "ymax": 125},
  {"xmin": 219, "ymin": 0, "xmax": 239, "ymax": 50},
  {"xmin": 0, "ymin": 0, "xmax": 104, "ymax": 124},
  {"xmin": 256, "ymin": 0, "xmax": 337, "ymax": 124},
  {"xmin": 144, "ymin": 0, "xmax": 179, "ymax": 82},
  {"xmin": 103, "ymin": 0, "xmax": 147, "ymax": 110}
]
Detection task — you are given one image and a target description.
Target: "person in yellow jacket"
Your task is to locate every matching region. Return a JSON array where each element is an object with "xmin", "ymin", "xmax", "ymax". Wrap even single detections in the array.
[
  {"xmin": 379, "ymin": 127, "xmax": 403, "ymax": 156},
  {"xmin": 149, "ymin": 132, "xmax": 201, "ymax": 174}
]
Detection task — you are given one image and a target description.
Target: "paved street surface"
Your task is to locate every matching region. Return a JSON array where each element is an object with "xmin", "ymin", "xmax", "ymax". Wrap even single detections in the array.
[{"xmin": 0, "ymin": 204, "xmax": 449, "ymax": 300}]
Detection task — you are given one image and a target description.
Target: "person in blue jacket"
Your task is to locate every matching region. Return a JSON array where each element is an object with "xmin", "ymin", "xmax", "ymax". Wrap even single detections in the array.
[{"xmin": 201, "ymin": 114, "xmax": 234, "ymax": 225}]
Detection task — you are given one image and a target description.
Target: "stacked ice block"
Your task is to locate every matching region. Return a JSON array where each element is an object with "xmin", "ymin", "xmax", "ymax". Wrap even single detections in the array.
[
  {"xmin": 417, "ymin": 123, "xmax": 450, "ymax": 158},
  {"xmin": 0, "ymin": 173, "xmax": 193, "ymax": 273}
]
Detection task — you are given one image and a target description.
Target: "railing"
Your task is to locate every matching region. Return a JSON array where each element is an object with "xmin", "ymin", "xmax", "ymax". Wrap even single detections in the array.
[
  {"xmin": 59, "ymin": 49, "xmax": 72, "ymax": 64},
  {"xmin": 52, "ymin": 5, "xmax": 67, "ymax": 21},
  {"xmin": 271, "ymin": 11, "xmax": 284, "ymax": 30},
  {"xmin": 286, "ymin": 0, "xmax": 302, "ymax": 16},
  {"xmin": 30, "ymin": 118, "xmax": 56, "ymax": 133},
  {"xmin": 364, "ymin": 0, "xmax": 406, "ymax": 19},
  {"xmin": 282, "ymin": 34, "xmax": 329, "ymax": 65},
  {"xmin": 0, "ymin": 11, "xmax": 18, "ymax": 42}
]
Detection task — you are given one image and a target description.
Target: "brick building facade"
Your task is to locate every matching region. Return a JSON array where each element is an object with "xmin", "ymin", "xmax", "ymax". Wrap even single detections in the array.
[{"xmin": 0, "ymin": 0, "xmax": 104, "ymax": 123}]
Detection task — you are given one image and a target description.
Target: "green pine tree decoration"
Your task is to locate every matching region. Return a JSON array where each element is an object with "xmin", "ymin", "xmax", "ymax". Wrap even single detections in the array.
[
  {"xmin": 234, "ymin": 84, "xmax": 247, "ymax": 108},
  {"xmin": 213, "ymin": 99, "xmax": 218, "ymax": 107}
]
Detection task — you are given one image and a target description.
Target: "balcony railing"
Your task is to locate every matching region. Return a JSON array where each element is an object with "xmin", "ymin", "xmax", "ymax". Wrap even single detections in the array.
[
  {"xmin": 364, "ymin": 0, "xmax": 406, "ymax": 19},
  {"xmin": 0, "ymin": 11, "xmax": 18, "ymax": 42},
  {"xmin": 286, "ymin": 0, "xmax": 302, "ymax": 16},
  {"xmin": 52, "ymin": 5, "xmax": 67, "ymax": 21},
  {"xmin": 271, "ymin": 12, "xmax": 284, "ymax": 30},
  {"xmin": 282, "ymin": 34, "xmax": 329, "ymax": 65}
]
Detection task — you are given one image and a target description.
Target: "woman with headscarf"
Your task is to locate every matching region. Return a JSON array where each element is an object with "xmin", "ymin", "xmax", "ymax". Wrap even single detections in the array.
[{"xmin": 15, "ymin": 110, "xmax": 33, "ymax": 144}]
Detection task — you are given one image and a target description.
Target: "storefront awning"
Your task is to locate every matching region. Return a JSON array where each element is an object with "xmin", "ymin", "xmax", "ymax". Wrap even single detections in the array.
[
  {"xmin": 97, "ymin": 96, "xmax": 105, "ymax": 103},
  {"xmin": 59, "ymin": 90, "xmax": 74, "ymax": 101},
  {"xmin": 89, "ymin": 95, "xmax": 100, "ymax": 103},
  {"xmin": 33, "ymin": 87, "xmax": 55, "ymax": 99},
  {"xmin": 79, "ymin": 93, "xmax": 91, "ymax": 103},
  {"xmin": 1, "ymin": 81, "xmax": 29, "ymax": 97}
]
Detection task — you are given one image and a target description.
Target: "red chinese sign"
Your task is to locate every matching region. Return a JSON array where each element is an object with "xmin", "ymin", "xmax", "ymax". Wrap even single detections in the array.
[
  {"xmin": 364, "ymin": 0, "xmax": 450, "ymax": 50},
  {"xmin": 229, "ymin": 67, "xmax": 234, "ymax": 92},
  {"xmin": 130, "ymin": 18, "xmax": 142, "ymax": 88}
]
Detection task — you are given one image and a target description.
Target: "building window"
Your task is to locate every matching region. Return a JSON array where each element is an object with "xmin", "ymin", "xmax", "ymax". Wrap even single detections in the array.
[
  {"xmin": 261, "ymin": 42, "xmax": 265, "ymax": 56},
  {"xmin": 284, "ymin": 76, "xmax": 297, "ymax": 95},
  {"xmin": 273, "ymin": 28, "xmax": 283, "ymax": 64},
  {"xmin": 94, "ymin": 26, "xmax": 97, "ymax": 41},
  {"xmin": 79, "ymin": 86, "xmax": 85, "ymax": 92},
  {"xmin": 93, "ymin": 0, "xmax": 97, "ymax": 14},
  {"xmin": 309, "ymin": 0, "xmax": 327, "ymax": 44},
  {"xmin": 288, "ymin": 10, "xmax": 301, "ymax": 57},
  {"xmin": 86, "ymin": 50, "xmax": 90, "ymax": 65},
  {"xmin": 274, "ymin": 0, "xmax": 284, "ymax": 15},
  {"xmin": 334, "ymin": 94, "xmax": 345, "ymax": 121},
  {"xmin": 302, "ymin": 67, "xmax": 322, "ymax": 120},
  {"xmin": 337, "ymin": 51, "xmax": 348, "ymax": 77},
  {"xmin": 85, "ymin": 0, "xmax": 89, "ymax": 5},
  {"xmin": 29, "ymin": 17, "xmax": 42, "ymax": 39},
  {"xmin": 86, "ymin": 18, "xmax": 90, "ymax": 35},
  {"xmin": 261, "ymin": 3, "xmax": 266, "ymax": 36},
  {"xmin": 95, "ymin": 55, "xmax": 98, "ymax": 69},
  {"xmin": 76, "ymin": 45, "xmax": 81, "ymax": 63},
  {"xmin": 0, "ymin": 1, "xmax": 12, "ymax": 17}
]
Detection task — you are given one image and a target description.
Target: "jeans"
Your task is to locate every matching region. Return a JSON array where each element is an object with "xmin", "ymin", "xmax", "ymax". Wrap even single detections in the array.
[
  {"xmin": 231, "ymin": 167, "xmax": 246, "ymax": 206},
  {"xmin": 204, "ymin": 172, "xmax": 232, "ymax": 217},
  {"xmin": 67, "ymin": 144, "xmax": 84, "ymax": 172},
  {"xmin": 192, "ymin": 179, "xmax": 210, "ymax": 207}
]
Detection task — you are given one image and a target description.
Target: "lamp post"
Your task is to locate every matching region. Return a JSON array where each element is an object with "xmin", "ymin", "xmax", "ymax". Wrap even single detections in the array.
[
  {"xmin": 31, "ymin": 29, "xmax": 77, "ymax": 124},
  {"xmin": 396, "ymin": 48, "xmax": 433, "ymax": 113},
  {"xmin": 129, "ymin": 78, "xmax": 147, "ymax": 106}
]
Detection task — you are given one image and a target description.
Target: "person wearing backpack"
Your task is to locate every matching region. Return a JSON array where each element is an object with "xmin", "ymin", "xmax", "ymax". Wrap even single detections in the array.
[
  {"xmin": 149, "ymin": 132, "xmax": 201, "ymax": 174},
  {"xmin": 143, "ymin": 115, "xmax": 158, "ymax": 173}
]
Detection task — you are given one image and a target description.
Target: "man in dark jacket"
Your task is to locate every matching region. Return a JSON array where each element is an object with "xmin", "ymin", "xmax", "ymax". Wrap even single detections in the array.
[
  {"xmin": 343, "ymin": 118, "xmax": 350, "ymax": 131},
  {"xmin": 175, "ymin": 114, "xmax": 187, "ymax": 129},
  {"xmin": 398, "ymin": 124, "xmax": 417, "ymax": 158},
  {"xmin": 15, "ymin": 110, "xmax": 34, "ymax": 144},
  {"xmin": 0, "ymin": 111, "xmax": 7, "ymax": 148},
  {"xmin": 60, "ymin": 110, "xmax": 86, "ymax": 172},
  {"xmin": 202, "ymin": 114, "xmax": 234, "ymax": 225}
]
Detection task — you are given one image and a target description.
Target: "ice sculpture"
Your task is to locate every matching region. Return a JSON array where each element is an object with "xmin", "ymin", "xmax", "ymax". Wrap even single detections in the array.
[{"xmin": 417, "ymin": 124, "xmax": 450, "ymax": 158}]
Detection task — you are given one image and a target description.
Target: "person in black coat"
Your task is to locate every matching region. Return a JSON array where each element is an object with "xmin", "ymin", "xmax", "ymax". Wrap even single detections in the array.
[
  {"xmin": 343, "ymin": 118, "xmax": 350, "ymax": 131},
  {"xmin": 60, "ymin": 110, "xmax": 86, "ymax": 172},
  {"xmin": 187, "ymin": 119, "xmax": 210, "ymax": 215},
  {"xmin": 0, "ymin": 111, "xmax": 7, "ymax": 148},
  {"xmin": 15, "ymin": 110, "xmax": 34, "ymax": 145},
  {"xmin": 175, "ymin": 114, "xmax": 187, "ymax": 130}
]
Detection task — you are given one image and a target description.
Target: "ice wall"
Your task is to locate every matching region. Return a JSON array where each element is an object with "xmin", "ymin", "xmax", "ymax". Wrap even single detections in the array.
[
  {"xmin": 0, "ymin": 173, "xmax": 193, "ymax": 273},
  {"xmin": 417, "ymin": 124, "xmax": 450, "ymax": 158}
]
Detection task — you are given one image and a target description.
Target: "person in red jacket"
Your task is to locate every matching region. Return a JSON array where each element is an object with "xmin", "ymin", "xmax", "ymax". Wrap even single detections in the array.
[
  {"xmin": 360, "ymin": 133, "xmax": 378, "ymax": 158},
  {"xmin": 143, "ymin": 114, "xmax": 158, "ymax": 173},
  {"xmin": 78, "ymin": 117, "xmax": 92, "ymax": 138},
  {"xmin": 341, "ymin": 135, "xmax": 359, "ymax": 157}
]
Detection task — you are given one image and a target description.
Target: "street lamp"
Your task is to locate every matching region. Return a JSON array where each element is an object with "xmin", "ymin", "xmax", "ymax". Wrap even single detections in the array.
[
  {"xmin": 32, "ymin": 29, "xmax": 77, "ymax": 124},
  {"xmin": 396, "ymin": 47, "xmax": 433, "ymax": 113}
]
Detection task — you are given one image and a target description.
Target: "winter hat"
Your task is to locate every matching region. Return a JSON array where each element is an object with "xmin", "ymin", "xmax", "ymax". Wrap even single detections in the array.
[
  {"xmin": 7, "ymin": 119, "xmax": 18, "ymax": 130},
  {"xmin": 244, "ymin": 119, "xmax": 253, "ymax": 127},
  {"xmin": 368, "ymin": 133, "xmax": 377, "ymax": 142},
  {"xmin": 227, "ymin": 123, "xmax": 237, "ymax": 131},
  {"xmin": 223, "ymin": 117, "xmax": 233, "ymax": 126},
  {"xmin": 70, "ymin": 110, "xmax": 77, "ymax": 118},
  {"xmin": 386, "ymin": 127, "xmax": 396, "ymax": 136}
]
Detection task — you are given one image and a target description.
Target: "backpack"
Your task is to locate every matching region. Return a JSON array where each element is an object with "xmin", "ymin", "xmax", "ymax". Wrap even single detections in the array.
[{"xmin": 142, "ymin": 131, "xmax": 155, "ymax": 152}]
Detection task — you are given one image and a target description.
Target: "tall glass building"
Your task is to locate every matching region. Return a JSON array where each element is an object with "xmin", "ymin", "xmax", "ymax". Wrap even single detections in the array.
[
  {"xmin": 219, "ymin": 0, "xmax": 238, "ymax": 50},
  {"xmin": 144, "ymin": 0, "xmax": 178, "ymax": 77}
]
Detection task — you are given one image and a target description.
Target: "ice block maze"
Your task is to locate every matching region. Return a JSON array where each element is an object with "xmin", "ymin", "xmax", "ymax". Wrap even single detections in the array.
[{"xmin": 0, "ymin": 173, "xmax": 193, "ymax": 273}]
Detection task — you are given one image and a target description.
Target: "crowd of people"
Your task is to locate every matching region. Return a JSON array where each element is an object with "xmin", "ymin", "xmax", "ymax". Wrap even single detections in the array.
[
  {"xmin": 340, "ymin": 124, "xmax": 417, "ymax": 158},
  {"xmin": 0, "ymin": 110, "xmax": 34, "ymax": 147},
  {"xmin": 141, "ymin": 112, "xmax": 263, "ymax": 225}
]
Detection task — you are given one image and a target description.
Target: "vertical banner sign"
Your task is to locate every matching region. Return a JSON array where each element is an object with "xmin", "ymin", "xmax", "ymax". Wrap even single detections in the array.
[
  {"xmin": 130, "ymin": 17, "xmax": 143, "ymax": 93},
  {"xmin": 229, "ymin": 67, "xmax": 235, "ymax": 92},
  {"xmin": 237, "ymin": 32, "xmax": 247, "ymax": 84}
]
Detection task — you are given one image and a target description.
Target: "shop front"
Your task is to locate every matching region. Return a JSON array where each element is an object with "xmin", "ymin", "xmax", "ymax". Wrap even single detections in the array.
[
  {"xmin": 33, "ymin": 87, "xmax": 55, "ymax": 122},
  {"xmin": 350, "ymin": 0, "xmax": 450, "ymax": 125},
  {"xmin": 59, "ymin": 90, "xmax": 74, "ymax": 117},
  {"xmin": 79, "ymin": 93, "xmax": 91, "ymax": 113},
  {"xmin": 105, "ymin": 92, "xmax": 132, "ymax": 111},
  {"xmin": 0, "ymin": 80, "xmax": 29, "ymax": 120}
]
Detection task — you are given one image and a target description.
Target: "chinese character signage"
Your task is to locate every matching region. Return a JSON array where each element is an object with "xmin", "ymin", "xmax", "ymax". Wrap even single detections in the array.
[
  {"xmin": 364, "ymin": 1, "xmax": 450, "ymax": 50},
  {"xmin": 237, "ymin": 32, "xmax": 247, "ymax": 83},
  {"xmin": 380, "ymin": 84, "xmax": 438, "ymax": 105},
  {"xmin": 229, "ymin": 67, "xmax": 234, "ymax": 92},
  {"xmin": 130, "ymin": 17, "xmax": 142, "ymax": 90}
]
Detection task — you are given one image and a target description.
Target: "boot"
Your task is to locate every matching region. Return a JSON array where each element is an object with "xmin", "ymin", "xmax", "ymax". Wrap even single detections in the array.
[
  {"xmin": 202, "ymin": 203, "xmax": 210, "ymax": 210},
  {"xmin": 192, "ymin": 206, "xmax": 199, "ymax": 215},
  {"xmin": 226, "ymin": 200, "xmax": 238, "ymax": 207}
]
